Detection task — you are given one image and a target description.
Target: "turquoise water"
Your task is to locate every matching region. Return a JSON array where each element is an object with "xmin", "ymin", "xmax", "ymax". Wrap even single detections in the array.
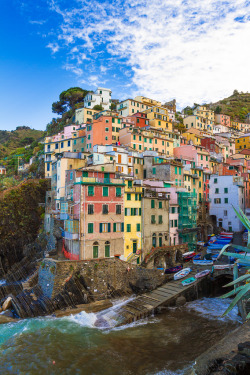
[{"xmin": 0, "ymin": 298, "xmax": 240, "ymax": 375}]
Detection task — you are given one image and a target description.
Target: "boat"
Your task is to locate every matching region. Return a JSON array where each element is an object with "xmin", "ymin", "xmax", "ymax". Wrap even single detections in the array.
[
  {"xmin": 182, "ymin": 251, "xmax": 196, "ymax": 261},
  {"xmin": 195, "ymin": 270, "xmax": 210, "ymax": 279},
  {"xmin": 193, "ymin": 254, "xmax": 201, "ymax": 260},
  {"xmin": 212, "ymin": 254, "xmax": 219, "ymax": 261},
  {"xmin": 174, "ymin": 268, "xmax": 191, "ymax": 280},
  {"xmin": 165, "ymin": 265, "xmax": 183, "ymax": 274},
  {"xmin": 213, "ymin": 264, "xmax": 230, "ymax": 270},
  {"xmin": 182, "ymin": 277, "xmax": 196, "ymax": 286},
  {"xmin": 193, "ymin": 259, "xmax": 213, "ymax": 266}
]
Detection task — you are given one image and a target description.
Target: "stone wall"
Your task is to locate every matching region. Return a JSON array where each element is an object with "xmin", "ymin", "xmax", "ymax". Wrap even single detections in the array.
[
  {"xmin": 39, "ymin": 257, "xmax": 167, "ymax": 300},
  {"xmin": 144, "ymin": 243, "xmax": 188, "ymax": 269}
]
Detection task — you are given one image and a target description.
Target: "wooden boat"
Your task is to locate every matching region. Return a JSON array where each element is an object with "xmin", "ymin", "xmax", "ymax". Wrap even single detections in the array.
[
  {"xmin": 182, "ymin": 251, "xmax": 196, "ymax": 261},
  {"xmin": 193, "ymin": 254, "xmax": 201, "ymax": 260},
  {"xmin": 193, "ymin": 259, "xmax": 213, "ymax": 266},
  {"xmin": 213, "ymin": 264, "xmax": 230, "ymax": 270},
  {"xmin": 165, "ymin": 265, "xmax": 183, "ymax": 274},
  {"xmin": 195, "ymin": 270, "xmax": 210, "ymax": 279},
  {"xmin": 182, "ymin": 277, "xmax": 196, "ymax": 286},
  {"xmin": 174, "ymin": 267, "xmax": 191, "ymax": 280}
]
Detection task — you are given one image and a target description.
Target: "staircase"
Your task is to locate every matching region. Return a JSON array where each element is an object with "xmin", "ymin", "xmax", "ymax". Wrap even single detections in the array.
[
  {"xmin": 22, "ymin": 270, "xmax": 39, "ymax": 291},
  {"xmin": 127, "ymin": 252, "xmax": 140, "ymax": 264}
]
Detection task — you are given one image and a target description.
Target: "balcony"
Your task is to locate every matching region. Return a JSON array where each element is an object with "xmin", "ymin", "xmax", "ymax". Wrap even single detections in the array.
[
  {"xmin": 75, "ymin": 176, "xmax": 125, "ymax": 186},
  {"xmin": 125, "ymin": 186, "xmax": 143, "ymax": 193},
  {"xmin": 63, "ymin": 231, "xmax": 79, "ymax": 240}
]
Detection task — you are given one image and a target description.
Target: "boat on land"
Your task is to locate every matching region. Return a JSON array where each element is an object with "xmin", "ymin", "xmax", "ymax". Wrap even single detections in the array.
[
  {"xmin": 165, "ymin": 265, "xmax": 183, "ymax": 274},
  {"xmin": 193, "ymin": 254, "xmax": 201, "ymax": 261},
  {"xmin": 174, "ymin": 268, "xmax": 191, "ymax": 280},
  {"xmin": 182, "ymin": 251, "xmax": 196, "ymax": 261},
  {"xmin": 193, "ymin": 259, "xmax": 213, "ymax": 266},
  {"xmin": 182, "ymin": 277, "xmax": 196, "ymax": 286},
  {"xmin": 213, "ymin": 264, "xmax": 231, "ymax": 270},
  {"xmin": 195, "ymin": 270, "xmax": 210, "ymax": 279}
]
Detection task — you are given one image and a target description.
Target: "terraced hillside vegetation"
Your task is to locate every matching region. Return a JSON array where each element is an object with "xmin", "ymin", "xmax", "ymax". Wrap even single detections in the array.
[{"xmin": 208, "ymin": 91, "xmax": 250, "ymax": 121}]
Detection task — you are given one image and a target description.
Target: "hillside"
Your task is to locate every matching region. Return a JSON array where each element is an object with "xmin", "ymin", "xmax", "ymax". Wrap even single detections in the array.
[
  {"xmin": 208, "ymin": 91, "xmax": 250, "ymax": 122},
  {"xmin": 0, "ymin": 126, "xmax": 45, "ymax": 178}
]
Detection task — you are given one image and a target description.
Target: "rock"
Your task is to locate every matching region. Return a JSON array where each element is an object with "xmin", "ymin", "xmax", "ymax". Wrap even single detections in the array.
[
  {"xmin": 176, "ymin": 296, "xmax": 186, "ymax": 307},
  {"xmin": 2, "ymin": 297, "xmax": 12, "ymax": 311},
  {"xmin": 0, "ymin": 315, "xmax": 17, "ymax": 325}
]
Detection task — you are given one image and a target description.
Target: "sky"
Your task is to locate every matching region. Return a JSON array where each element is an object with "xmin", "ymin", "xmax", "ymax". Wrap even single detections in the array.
[{"xmin": 0, "ymin": 0, "xmax": 250, "ymax": 131}]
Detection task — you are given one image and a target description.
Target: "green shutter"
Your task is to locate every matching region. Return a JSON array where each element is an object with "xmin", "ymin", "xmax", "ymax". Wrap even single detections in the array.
[
  {"xmin": 103, "ymin": 187, "xmax": 109, "ymax": 197},
  {"xmin": 121, "ymin": 223, "xmax": 124, "ymax": 232},
  {"xmin": 99, "ymin": 223, "xmax": 102, "ymax": 233},
  {"xmin": 125, "ymin": 208, "xmax": 127, "ymax": 216},
  {"xmin": 113, "ymin": 223, "xmax": 116, "ymax": 232},
  {"xmin": 151, "ymin": 200, "xmax": 155, "ymax": 208},
  {"xmin": 139, "ymin": 208, "xmax": 141, "ymax": 215},
  {"xmin": 108, "ymin": 223, "xmax": 111, "ymax": 232}
]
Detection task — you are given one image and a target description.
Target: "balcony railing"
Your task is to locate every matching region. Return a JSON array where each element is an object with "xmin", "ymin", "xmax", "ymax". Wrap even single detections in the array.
[{"xmin": 75, "ymin": 177, "xmax": 124, "ymax": 185}]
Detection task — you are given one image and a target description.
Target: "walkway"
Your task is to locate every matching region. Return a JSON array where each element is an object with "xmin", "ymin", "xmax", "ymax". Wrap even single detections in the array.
[{"xmin": 116, "ymin": 265, "xmax": 233, "ymax": 326}]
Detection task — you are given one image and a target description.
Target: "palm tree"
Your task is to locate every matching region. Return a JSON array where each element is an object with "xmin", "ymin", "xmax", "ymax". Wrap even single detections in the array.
[{"xmin": 218, "ymin": 207, "xmax": 250, "ymax": 320}]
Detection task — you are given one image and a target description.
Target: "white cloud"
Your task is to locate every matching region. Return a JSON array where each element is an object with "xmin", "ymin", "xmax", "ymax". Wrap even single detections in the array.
[
  {"xmin": 29, "ymin": 20, "xmax": 46, "ymax": 25},
  {"xmin": 49, "ymin": 0, "xmax": 250, "ymax": 107},
  {"xmin": 46, "ymin": 42, "xmax": 59, "ymax": 54}
]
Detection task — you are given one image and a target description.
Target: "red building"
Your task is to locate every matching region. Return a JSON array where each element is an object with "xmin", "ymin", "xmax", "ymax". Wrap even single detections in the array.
[{"xmin": 72, "ymin": 169, "xmax": 125, "ymax": 260}]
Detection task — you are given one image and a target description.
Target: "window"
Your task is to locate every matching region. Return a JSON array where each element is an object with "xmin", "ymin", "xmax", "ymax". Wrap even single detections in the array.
[
  {"xmin": 224, "ymin": 198, "xmax": 228, "ymax": 203},
  {"xmin": 103, "ymin": 187, "xmax": 109, "ymax": 197},
  {"xmin": 102, "ymin": 204, "xmax": 109, "ymax": 214},
  {"xmin": 74, "ymin": 139, "xmax": 76, "ymax": 145},
  {"xmin": 214, "ymin": 198, "xmax": 221, "ymax": 204},
  {"xmin": 224, "ymin": 188, "xmax": 228, "ymax": 193},
  {"xmin": 105, "ymin": 119, "xmax": 109, "ymax": 123},
  {"xmin": 151, "ymin": 199, "xmax": 155, "ymax": 208},
  {"xmin": 128, "ymin": 180, "xmax": 132, "ymax": 187},
  {"xmin": 116, "ymin": 187, "xmax": 121, "ymax": 197},
  {"xmin": 179, "ymin": 167, "xmax": 181, "ymax": 175},
  {"xmin": 159, "ymin": 201, "xmax": 162, "ymax": 209},
  {"xmin": 127, "ymin": 193, "xmax": 131, "ymax": 201},
  {"xmin": 116, "ymin": 205, "xmax": 121, "ymax": 214},
  {"xmin": 55, "ymin": 143, "xmax": 59, "ymax": 149},
  {"xmin": 224, "ymin": 210, "xmax": 228, "ymax": 216},
  {"xmin": 151, "ymin": 215, "xmax": 156, "ymax": 224},
  {"xmin": 113, "ymin": 223, "xmax": 123, "ymax": 232},
  {"xmin": 61, "ymin": 142, "xmax": 64, "ymax": 148},
  {"xmin": 88, "ymin": 223, "xmax": 94, "ymax": 233},
  {"xmin": 158, "ymin": 215, "xmax": 163, "ymax": 224},
  {"xmin": 100, "ymin": 223, "xmax": 111, "ymax": 233},
  {"xmin": 127, "ymin": 224, "xmax": 131, "ymax": 232},
  {"xmin": 174, "ymin": 220, "xmax": 178, "ymax": 227},
  {"xmin": 175, "ymin": 167, "xmax": 178, "ymax": 174},
  {"xmin": 88, "ymin": 186, "xmax": 94, "ymax": 196},
  {"xmin": 214, "ymin": 178, "xmax": 217, "ymax": 183},
  {"xmin": 152, "ymin": 167, "xmax": 156, "ymax": 175},
  {"xmin": 88, "ymin": 204, "xmax": 94, "ymax": 214}
]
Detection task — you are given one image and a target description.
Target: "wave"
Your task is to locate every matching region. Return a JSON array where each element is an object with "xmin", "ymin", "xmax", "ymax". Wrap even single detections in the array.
[{"xmin": 186, "ymin": 297, "xmax": 241, "ymax": 323}]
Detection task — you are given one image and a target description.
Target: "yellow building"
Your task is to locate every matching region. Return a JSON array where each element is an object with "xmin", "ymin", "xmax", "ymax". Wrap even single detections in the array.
[
  {"xmin": 134, "ymin": 96, "xmax": 161, "ymax": 107},
  {"xmin": 193, "ymin": 105, "xmax": 215, "ymax": 125},
  {"xmin": 44, "ymin": 125, "xmax": 83, "ymax": 178},
  {"xmin": 184, "ymin": 115, "xmax": 213, "ymax": 133},
  {"xmin": 143, "ymin": 106, "xmax": 172, "ymax": 132},
  {"xmin": 124, "ymin": 179, "xmax": 143, "ymax": 263},
  {"xmin": 231, "ymin": 121, "xmax": 250, "ymax": 133},
  {"xmin": 182, "ymin": 128, "xmax": 203, "ymax": 146},
  {"xmin": 75, "ymin": 107, "xmax": 100, "ymax": 125},
  {"xmin": 235, "ymin": 134, "xmax": 250, "ymax": 150}
]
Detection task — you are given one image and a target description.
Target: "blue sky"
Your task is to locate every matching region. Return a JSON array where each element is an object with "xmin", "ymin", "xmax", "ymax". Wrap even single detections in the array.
[{"xmin": 0, "ymin": 0, "xmax": 250, "ymax": 131}]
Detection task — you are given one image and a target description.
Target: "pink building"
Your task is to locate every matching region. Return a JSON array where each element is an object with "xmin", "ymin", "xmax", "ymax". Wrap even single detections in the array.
[
  {"xmin": 174, "ymin": 145, "xmax": 210, "ymax": 168},
  {"xmin": 215, "ymin": 114, "xmax": 231, "ymax": 127}
]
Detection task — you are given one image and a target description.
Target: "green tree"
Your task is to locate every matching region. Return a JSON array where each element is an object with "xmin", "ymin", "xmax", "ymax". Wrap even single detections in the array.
[
  {"xmin": 52, "ymin": 87, "xmax": 88, "ymax": 114},
  {"xmin": 93, "ymin": 105, "xmax": 104, "ymax": 111},
  {"xmin": 215, "ymin": 106, "xmax": 222, "ymax": 114}
]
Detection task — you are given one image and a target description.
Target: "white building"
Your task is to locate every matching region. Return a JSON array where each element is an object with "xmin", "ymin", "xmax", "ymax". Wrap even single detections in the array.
[
  {"xmin": 92, "ymin": 144, "xmax": 133, "ymax": 175},
  {"xmin": 213, "ymin": 124, "xmax": 230, "ymax": 134},
  {"xmin": 209, "ymin": 175, "xmax": 245, "ymax": 232},
  {"xmin": 84, "ymin": 88, "xmax": 112, "ymax": 110}
]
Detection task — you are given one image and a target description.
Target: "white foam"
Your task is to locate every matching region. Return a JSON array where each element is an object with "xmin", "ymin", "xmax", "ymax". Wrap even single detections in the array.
[
  {"xmin": 0, "ymin": 280, "xmax": 5, "ymax": 286},
  {"xmin": 67, "ymin": 311, "xmax": 98, "ymax": 328},
  {"xmin": 186, "ymin": 297, "xmax": 241, "ymax": 323}
]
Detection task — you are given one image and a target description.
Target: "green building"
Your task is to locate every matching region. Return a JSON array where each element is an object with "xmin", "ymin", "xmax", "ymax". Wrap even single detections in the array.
[{"xmin": 177, "ymin": 191, "xmax": 198, "ymax": 251}]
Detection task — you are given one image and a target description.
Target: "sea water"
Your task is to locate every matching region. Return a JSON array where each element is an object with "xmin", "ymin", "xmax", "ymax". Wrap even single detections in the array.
[{"xmin": 0, "ymin": 297, "xmax": 240, "ymax": 375}]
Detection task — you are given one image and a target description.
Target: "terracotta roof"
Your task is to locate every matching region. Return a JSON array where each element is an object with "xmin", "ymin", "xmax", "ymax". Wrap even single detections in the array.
[{"xmin": 239, "ymin": 149, "xmax": 250, "ymax": 155}]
